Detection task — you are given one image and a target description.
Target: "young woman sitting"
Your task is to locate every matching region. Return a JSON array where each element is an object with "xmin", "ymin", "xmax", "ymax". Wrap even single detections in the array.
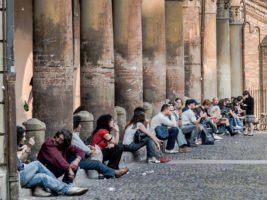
[
  {"xmin": 123, "ymin": 110, "xmax": 162, "ymax": 163},
  {"xmin": 90, "ymin": 114, "xmax": 125, "ymax": 170}
]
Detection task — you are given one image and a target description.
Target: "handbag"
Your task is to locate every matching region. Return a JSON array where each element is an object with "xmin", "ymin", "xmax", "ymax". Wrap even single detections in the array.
[
  {"xmin": 134, "ymin": 129, "xmax": 147, "ymax": 143},
  {"xmin": 155, "ymin": 125, "xmax": 169, "ymax": 140}
]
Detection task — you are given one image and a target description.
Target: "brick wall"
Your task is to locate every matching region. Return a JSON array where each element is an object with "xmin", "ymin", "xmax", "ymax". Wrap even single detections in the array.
[{"xmin": 244, "ymin": 0, "xmax": 267, "ymax": 90}]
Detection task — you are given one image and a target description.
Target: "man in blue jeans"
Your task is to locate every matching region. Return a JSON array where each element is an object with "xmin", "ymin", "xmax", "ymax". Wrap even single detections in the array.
[
  {"xmin": 16, "ymin": 126, "xmax": 88, "ymax": 197},
  {"xmin": 72, "ymin": 115, "xmax": 128, "ymax": 178},
  {"xmin": 181, "ymin": 99, "xmax": 201, "ymax": 147},
  {"xmin": 18, "ymin": 160, "xmax": 88, "ymax": 196},
  {"xmin": 150, "ymin": 104, "xmax": 181, "ymax": 154}
]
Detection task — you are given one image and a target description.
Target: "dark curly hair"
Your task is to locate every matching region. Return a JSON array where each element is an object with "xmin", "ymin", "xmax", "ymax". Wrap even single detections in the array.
[
  {"xmin": 17, "ymin": 126, "xmax": 25, "ymax": 146},
  {"xmin": 54, "ymin": 128, "xmax": 73, "ymax": 148},
  {"xmin": 92, "ymin": 114, "xmax": 113, "ymax": 136}
]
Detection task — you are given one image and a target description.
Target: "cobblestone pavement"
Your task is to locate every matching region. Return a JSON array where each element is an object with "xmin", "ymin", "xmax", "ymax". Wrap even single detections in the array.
[{"xmin": 26, "ymin": 132, "xmax": 267, "ymax": 200}]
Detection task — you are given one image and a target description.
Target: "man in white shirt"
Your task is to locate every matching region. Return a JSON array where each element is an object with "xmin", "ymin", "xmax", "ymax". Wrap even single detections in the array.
[
  {"xmin": 151, "ymin": 104, "xmax": 188, "ymax": 153},
  {"xmin": 181, "ymin": 99, "xmax": 201, "ymax": 147}
]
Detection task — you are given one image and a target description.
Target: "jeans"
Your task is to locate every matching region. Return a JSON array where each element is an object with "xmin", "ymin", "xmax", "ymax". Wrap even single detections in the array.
[
  {"xmin": 123, "ymin": 137, "xmax": 155, "ymax": 159},
  {"xmin": 177, "ymin": 128, "xmax": 188, "ymax": 147},
  {"xmin": 45, "ymin": 154, "xmax": 78, "ymax": 184},
  {"xmin": 166, "ymin": 127, "xmax": 179, "ymax": 150},
  {"xmin": 230, "ymin": 117, "xmax": 243, "ymax": 128},
  {"xmin": 181, "ymin": 124, "xmax": 198, "ymax": 146},
  {"xmin": 20, "ymin": 161, "xmax": 69, "ymax": 194},
  {"xmin": 102, "ymin": 144, "xmax": 124, "ymax": 170},
  {"xmin": 79, "ymin": 159, "xmax": 115, "ymax": 178}
]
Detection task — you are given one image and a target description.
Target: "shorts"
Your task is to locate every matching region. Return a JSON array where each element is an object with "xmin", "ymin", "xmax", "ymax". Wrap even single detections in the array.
[{"xmin": 246, "ymin": 115, "xmax": 255, "ymax": 123}]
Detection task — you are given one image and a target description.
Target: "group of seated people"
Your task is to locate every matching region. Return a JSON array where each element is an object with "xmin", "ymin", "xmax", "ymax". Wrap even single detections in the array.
[{"xmin": 17, "ymin": 91, "xmax": 253, "ymax": 197}]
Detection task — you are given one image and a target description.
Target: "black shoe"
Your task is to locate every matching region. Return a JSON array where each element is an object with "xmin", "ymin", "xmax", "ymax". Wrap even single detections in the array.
[
  {"xmin": 230, "ymin": 131, "xmax": 239, "ymax": 136},
  {"xmin": 190, "ymin": 143, "xmax": 198, "ymax": 147}
]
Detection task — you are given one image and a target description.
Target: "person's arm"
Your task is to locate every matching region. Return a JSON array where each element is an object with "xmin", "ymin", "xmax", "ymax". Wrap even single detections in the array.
[
  {"xmin": 188, "ymin": 110, "xmax": 199, "ymax": 125},
  {"xmin": 160, "ymin": 115, "xmax": 177, "ymax": 127},
  {"xmin": 18, "ymin": 137, "xmax": 35, "ymax": 162},
  {"xmin": 67, "ymin": 144, "xmax": 85, "ymax": 171},
  {"xmin": 68, "ymin": 144, "xmax": 85, "ymax": 159},
  {"xmin": 103, "ymin": 124, "xmax": 120, "ymax": 145},
  {"xmin": 72, "ymin": 134, "xmax": 91, "ymax": 155},
  {"xmin": 111, "ymin": 123, "xmax": 120, "ymax": 144},
  {"xmin": 137, "ymin": 123, "xmax": 162, "ymax": 150}
]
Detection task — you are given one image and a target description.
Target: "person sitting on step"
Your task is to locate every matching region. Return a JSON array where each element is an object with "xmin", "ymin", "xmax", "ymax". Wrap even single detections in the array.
[
  {"xmin": 168, "ymin": 103, "xmax": 192, "ymax": 153},
  {"xmin": 150, "ymin": 104, "xmax": 179, "ymax": 154},
  {"xmin": 123, "ymin": 109, "xmax": 162, "ymax": 163},
  {"xmin": 72, "ymin": 115, "xmax": 128, "ymax": 178},
  {"xmin": 38, "ymin": 128, "xmax": 86, "ymax": 184},
  {"xmin": 89, "ymin": 114, "xmax": 124, "ymax": 170},
  {"xmin": 208, "ymin": 97, "xmax": 238, "ymax": 136},
  {"xmin": 181, "ymin": 99, "xmax": 201, "ymax": 147},
  {"xmin": 17, "ymin": 126, "xmax": 88, "ymax": 197}
]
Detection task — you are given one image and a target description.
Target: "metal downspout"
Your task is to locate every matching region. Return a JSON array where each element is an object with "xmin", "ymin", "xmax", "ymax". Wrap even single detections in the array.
[{"xmin": 4, "ymin": 0, "xmax": 18, "ymax": 199}]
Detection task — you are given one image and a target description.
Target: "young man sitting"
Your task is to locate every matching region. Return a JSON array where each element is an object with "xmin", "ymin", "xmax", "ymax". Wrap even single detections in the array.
[
  {"xmin": 151, "ymin": 104, "xmax": 184, "ymax": 154},
  {"xmin": 169, "ymin": 104, "xmax": 191, "ymax": 153},
  {"xmin": 38, "ymin": 128, "xmax": 85, "ymax": 184},
  {"xmin": 181, "ymin": 99, "xmax": 201, "ymax": 147},
  {"xmin": 17, "ymin": 126, "xmax": 88, "ymax": 197},
  {"xmin": 72, "ymin": 115, "xmax": 128, "ymax": 178}
]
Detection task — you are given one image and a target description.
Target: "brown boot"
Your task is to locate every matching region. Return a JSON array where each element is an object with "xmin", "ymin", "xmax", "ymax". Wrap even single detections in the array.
[{"xmin": 115, "ymin": 167, "xmax": 129, "ymax": 178}]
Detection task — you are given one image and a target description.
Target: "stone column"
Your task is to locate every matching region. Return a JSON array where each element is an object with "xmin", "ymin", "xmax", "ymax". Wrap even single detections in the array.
[
  {"xmin": 142, "ymin": 0, "xmax": 166, "ymax": 114},
  {"xmin": 22, "ymin": 118, "xmax": 46, "ymax": 160},
  {"xmin": 80, "ymin": 0, "xmax": 114, "ymax": 121},
  {"xmin": 183, "ymin": 0, "xmax": 201, "ymax": 101},
  {"xmin": 165, "ymin": 0, "xmax": 184, "ymax": 100},
  {"xmin": 113, "ymin": 0, "xmax": 143, "ymax": 120},
  {"xmin": 114, "ymin": 106, "xmax": 127, "ymax": 141},
  {"xmin": 143, "ymin": 102, "xmax": 153, "ymax": 121},
  {"xmin": 203, "ymin": 0, "xmax": 217, "ymax": 99},
  {"xmin": 74, "ymin": 111, "xmax": 94, "ymax": 141},
  {"xmin": 217, "ymin": 0, "xmax": 231, "ymax": 98},
  {"xmin": 33, "ymin": 0, "xmax": 73, "ymax": 137},
  {"xmin": 73, "ymin": 0, "xmax": 81, "ymax": 110},
  {"xmin": 230, "ymin": 6, "xmax": 244, "ymax": 96}
]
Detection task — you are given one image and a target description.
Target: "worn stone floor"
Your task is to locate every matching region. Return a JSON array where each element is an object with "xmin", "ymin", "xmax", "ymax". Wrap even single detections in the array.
[{"xmin": 23, "ymin": 132, "xmax": 267, "ymax": 200}]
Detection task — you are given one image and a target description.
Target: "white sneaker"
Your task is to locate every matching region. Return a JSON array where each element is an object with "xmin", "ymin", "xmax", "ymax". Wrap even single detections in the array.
[
  {"xmin": 67, "ymin": 187, "xmax": 88, "ymax": 196},
  {"xmin": 33, "ymin": 186, "xmax": 51, "ymax": 197},
  {"xmin": 165, "ymin": 149, "xmax": 179, "ymax": 154},
  {"xmin": 213, "ymin": 134, "xmax": 222, "ymax": 140},
  {"xmin": 147, "ymin": 157, "xmax": 160, "ymax": 164},
  {"xmin": 234, "ymin": 125, "xmax": 243, "ymax": 130}
]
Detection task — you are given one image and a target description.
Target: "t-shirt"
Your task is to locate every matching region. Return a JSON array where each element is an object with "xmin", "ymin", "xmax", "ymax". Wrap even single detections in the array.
[
  {"xmin": 182, "ymin": 109, "xmax": 196, "ymax": 125},
  {"xmin": 90, "ymin": 129, "xmax": 110, "ymax": 150},
  {"xmin": 150, "ymin": 112, "xmax": 177, "ymax": 132},
  {"xmin": 208, "ymin": 105, "xmax": 221, "ymax": 118},
  {"xmin": 123, "ymin": 122, "xmax": 143, "ymax": 145}
]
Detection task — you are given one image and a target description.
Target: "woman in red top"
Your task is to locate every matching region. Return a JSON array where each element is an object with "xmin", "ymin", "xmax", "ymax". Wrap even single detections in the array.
[{"xmin": 90, "ymin": 114, "xmax": 124, "ymax": 170}]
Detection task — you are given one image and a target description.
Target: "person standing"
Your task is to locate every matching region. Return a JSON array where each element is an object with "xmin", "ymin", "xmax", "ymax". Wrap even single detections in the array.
[{"xmin": 242, "ymin": 90, "xmax": 255, "ymax": 136}]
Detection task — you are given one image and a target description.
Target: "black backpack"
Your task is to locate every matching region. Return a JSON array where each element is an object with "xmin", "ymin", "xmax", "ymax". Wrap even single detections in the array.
[{"xmin": 201, "ymin": 128, "xmax": 215, "ymax": 145}]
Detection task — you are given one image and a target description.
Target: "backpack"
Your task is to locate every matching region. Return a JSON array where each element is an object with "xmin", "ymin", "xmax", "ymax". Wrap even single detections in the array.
[{"xmin": 201, "ymin": 128, "xmax": 215, "ymax": 145}]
